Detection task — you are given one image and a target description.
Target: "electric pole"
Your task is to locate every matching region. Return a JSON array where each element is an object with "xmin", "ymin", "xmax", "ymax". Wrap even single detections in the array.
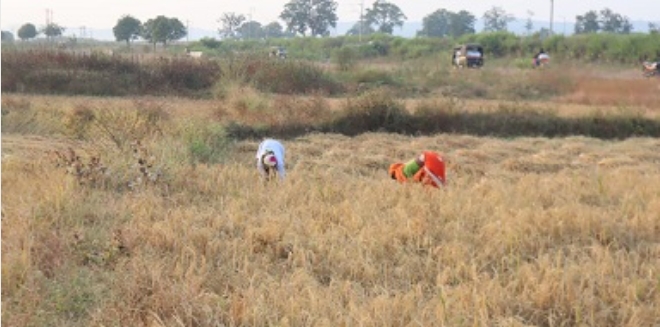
[
  {"xmin": 550, "ymin": 0, "xmax": 554, "ymax": 35},
  {"xmin": 359, "ymin": 1, "xmax": 364, "ymax": 43},
  {"xmin": 45, "ymin": 8, "xmax": 53, "ymax": 25}
]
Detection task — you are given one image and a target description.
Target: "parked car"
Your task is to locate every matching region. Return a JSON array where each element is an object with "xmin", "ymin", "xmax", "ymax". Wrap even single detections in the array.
[{"xmin": 452, "ymin": 44, "xmax": 484, "ymax": 68}]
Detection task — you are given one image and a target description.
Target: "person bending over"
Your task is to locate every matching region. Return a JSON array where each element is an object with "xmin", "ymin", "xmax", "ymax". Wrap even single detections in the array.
[
  {"xmin": 389, "ymin": 151, "xmax": 446, "ymax": 188},
  {"xmin": 256, "ymin": 138, "xmax": 286, "ymax": 181}
]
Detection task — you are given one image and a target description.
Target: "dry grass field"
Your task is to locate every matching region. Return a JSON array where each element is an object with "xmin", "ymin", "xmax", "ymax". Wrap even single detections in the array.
[{"xmin": 2, "ymin": 65, "xmax": 660, "ymax": 327}]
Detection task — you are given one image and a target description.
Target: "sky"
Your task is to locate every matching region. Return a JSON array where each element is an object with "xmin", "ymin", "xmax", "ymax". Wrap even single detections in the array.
[{"xmin": 2, "ymin": 0, "xmax": 658, "ymax": 37}]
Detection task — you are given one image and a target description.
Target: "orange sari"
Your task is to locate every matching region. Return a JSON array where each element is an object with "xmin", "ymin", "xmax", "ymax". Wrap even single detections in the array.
[{"xmin": 389, "ymin": 151, "xmax": 446, "ymax": 188}]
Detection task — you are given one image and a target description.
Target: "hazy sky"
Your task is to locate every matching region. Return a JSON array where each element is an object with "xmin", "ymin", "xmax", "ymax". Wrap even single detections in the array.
[{"xmin": 2, "ymin": 0, "xmax": 658, "ymax": 33}]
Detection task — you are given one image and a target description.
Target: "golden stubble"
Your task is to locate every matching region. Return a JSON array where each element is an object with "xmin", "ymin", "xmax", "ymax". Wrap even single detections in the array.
[{"xmin": 3, "ymin": 121, "xmax": 660, "ymax": 326}]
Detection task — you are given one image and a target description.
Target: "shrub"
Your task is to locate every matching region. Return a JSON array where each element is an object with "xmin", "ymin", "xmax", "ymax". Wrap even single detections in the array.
[
  {"xmin": 332, "ymin": 46, "xmax": 358, "ymax": 71},
  {"xmin": 218, "ymin": 56, "xmax": 342, "ymax": 95},
  {"xmin": 180, "ymin": 122, "xmax": 231, "ymax": 165},
  {"xmin": 199, "ymin": 37, "xmax": 222, "ymax": 49},
  {"xmin": 68, "ymin": 101, "xmax": 168, "ymax": 150},
  {"xmin": 329, "ymin": 89, "xmax": 408, "ymax": 135}
]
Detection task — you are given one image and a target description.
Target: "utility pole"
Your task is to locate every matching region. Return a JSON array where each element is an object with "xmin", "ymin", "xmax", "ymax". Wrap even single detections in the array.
[
  {"xmin": 359, "ymin": 1, "xmax": 364, "ymax": 43},
  {"xmin": 549, "ymin": 0, "xmax": 554, "ymax": 35},
  {"xmin": 186, "ymin": 20, "xmax": 190, "ymax": 43},
  {"xmin": 45, "ymin": 8, "xmax": 53, "ymax": 42},
  {"xmin": 45, "ymin": 8, "xmax": 53, "ymax": 25}
]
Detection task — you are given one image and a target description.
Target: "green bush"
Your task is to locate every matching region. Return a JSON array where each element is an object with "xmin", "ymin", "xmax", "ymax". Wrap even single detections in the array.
[
  {"xmin": 332, "ymin": 46, "xmax": 358, "ymax": 71},
  {"xmin": 181, "ymin": 122, "xmax": 231, "ymax": 165},
  {"xmin": 199, "ymin": 37, "xmax": 222, "ymax": 49},
  {"xmin": 329, "ymin": 89, "xmax": 409, "ymax": 134}
]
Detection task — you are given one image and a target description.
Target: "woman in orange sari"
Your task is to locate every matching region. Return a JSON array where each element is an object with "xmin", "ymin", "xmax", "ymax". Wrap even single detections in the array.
[{"xmin": 389, "ymin": 151, "xmax": 446, "ymax": 188}]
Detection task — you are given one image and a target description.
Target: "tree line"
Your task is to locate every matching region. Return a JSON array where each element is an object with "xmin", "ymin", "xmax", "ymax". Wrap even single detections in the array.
[{"xmin": 3, "ymin": 0, "xmax": 656, "ymax": 46}]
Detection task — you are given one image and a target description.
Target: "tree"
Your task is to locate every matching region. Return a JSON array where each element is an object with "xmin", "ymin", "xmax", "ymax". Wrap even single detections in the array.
[
  {"xmin": 42, "ymin": 23, "xmax": 65, "ymax": 40},
  {"xmin": 524, "ymin": 11, "xmax": 534, "ymax": 35},
  {"xmin": 237, "ymin": 21, "xmax": 263, "ymax": 39},
  {"xmin": 113, "ymin": 15, "xmax": 142, "ymax": 46},
  {"xmin": 650, "ymin": 22, "xmax": 660, "ymax": 34},
  {"xmin": 263, "ymin": 22, "xmax": 284, "ymax": 38},
  {"xmin": 449, "ymin": 10, "xmax": 476, "ymax": 37},
  {"xmin": 575, "ymin": 10, "xmax": 600, "ymax": 34},
  {"xmin": 417, "ymin": 9, "xmax": 474, "ymax": 38},
  {"xmin": 279, "ymin": 0, "xmax": 338, "ymax": 37},
  {"xmin": 364, "ymin": 0, "xmax": 407, "ymax": 34},
  {"xmin": 1, "ymin": 31, "xmax": 14, "ymax": 42},
  {"xmin": 218, "ymin": 12, "xmax": 245, "ymax": 39},
  {"xmin": 482, "ymin": 6, "xmax": 514, "ymax": 32},
  {"xmin": 142, "ymin": 16, "xmax": 186, "ymax": 48},
  {"xmin": 599, "ymin": 8, "xmax": 632, "ymax": 34},
  {"xmin": 417, "ymin": 9, "xmax": 452, "ymax": 37},
  {"xmin": 346, "ymin": 21, "xmax": 375, "ymax": 36},
  {"xmin": 17, "ymin": 23, "xmax": 38, "ymax": 40}
]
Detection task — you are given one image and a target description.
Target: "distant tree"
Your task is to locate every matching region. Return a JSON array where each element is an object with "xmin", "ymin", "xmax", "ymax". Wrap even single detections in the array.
[
  {"xmin": 113, "ymin": 15, "xmax": 142, "ymax": 46},
  {"xmin": 218, "ymin": 12, "xmax": 245, "ymax": 39},
  {"xmin": 364, "ymin": 0, "xmax": 407, "ymax": 34},
  {"xmin": 449, "ymin": 10, "xmax": 476, "ymax": 37},
  {"xmin": 237, "ymin": 21, "xmax": 263, "ymax": 39},
  {"xmin": 599, "ymin": 8, "xmax": 632, "ymax": 34},
  {"xmin": 482, "ymin": 6, "xmax": 514, "ymax": 32},
  {"xmin": 263, "ymin": 21, "xmax": 284, "ymax": 38},
  {"xmin": 524, "ymin": 11, "xmax": 534, "ymax": 35},
  {"xmin": 1, "ymin": 30, "xmax": 14, "ymax": 42},
  {"xmin": 280, "ymin": 0, "xmax": 338, "ymax": 37},
  {"xmin": 575, "ymin": 10, "xmax": 600, "ymax": 33},
  {"xmin": 418, "ymin": 9, "xmax": 474, "ymax": 38},
  {"xmin": 346, "ymin": 21, "xmax": 375, "ymax": 37},
  {"xmin": 650, "ymin": 22, "xmax": 660, "ymax": 34},
  {"xmin": 17, "ymin": 23, "xmax": 38, "ymax": 40},
  {"xmin": 418, "ymin": 9, "xmax": 452, "ymax": 37},
  {"xmin": 42, "ymin": 23, "xmax": 65, "ymax": 40},
  {"xmin": 142, "ymin": 16, "xmax": 186, "ymax": 48}
]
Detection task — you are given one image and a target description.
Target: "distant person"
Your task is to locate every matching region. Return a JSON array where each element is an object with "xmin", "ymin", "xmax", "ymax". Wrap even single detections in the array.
[
  {"xmin": 389, "ymin": 151, "xmax": 446, "ymax": 188},
  {"xmin": 645, "ymin": 60, "xmax": 659, "ymax": 70},
  {"xmin": 256, "ymin": 138, "xmax": 286, "ymax": 181},
  {"xmin": 533, "ymin": 48, "xmax": 549, "ymax": 67},
  {"xmin": 452, "ymin": 48, "xmax": 461, "ymax": 67}
]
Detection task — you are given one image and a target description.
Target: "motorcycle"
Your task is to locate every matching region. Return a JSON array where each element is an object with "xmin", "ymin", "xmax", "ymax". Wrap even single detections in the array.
[{"xmin": 642, "ymin": 61, "xmax": 658, "ymax": 78}]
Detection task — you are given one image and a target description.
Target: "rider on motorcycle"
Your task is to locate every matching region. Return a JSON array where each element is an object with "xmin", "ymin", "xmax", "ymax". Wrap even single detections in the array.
[
  {"xmin": 642, "ymin": 59, "xmax": 660, "ymax": 77},
  {"xmin": 645, "ymin": 60, "xmax": 659, "ymax": 70},
  {"xmin": 533, "ymin": 48, "xmax": 550, "ymax": 67}
]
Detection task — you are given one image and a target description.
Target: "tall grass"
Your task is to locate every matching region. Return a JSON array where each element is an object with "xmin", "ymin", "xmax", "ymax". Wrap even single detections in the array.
[{"xmin": 216, "ymin": 55, "xmax": 343, "ymax": 95}]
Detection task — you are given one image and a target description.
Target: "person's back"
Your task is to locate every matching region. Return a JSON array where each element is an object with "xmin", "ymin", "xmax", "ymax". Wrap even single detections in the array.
[
  {"xmin": 256, "ymin": 139, "xmax": 286, "ymax": 181},
  {"xmin": 389, "ymin": 151, "xmax": 446, "ymax": 188},
  {"xmin": 534, "ymin": 48, "xmax": 549, "ymax": 66}
]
